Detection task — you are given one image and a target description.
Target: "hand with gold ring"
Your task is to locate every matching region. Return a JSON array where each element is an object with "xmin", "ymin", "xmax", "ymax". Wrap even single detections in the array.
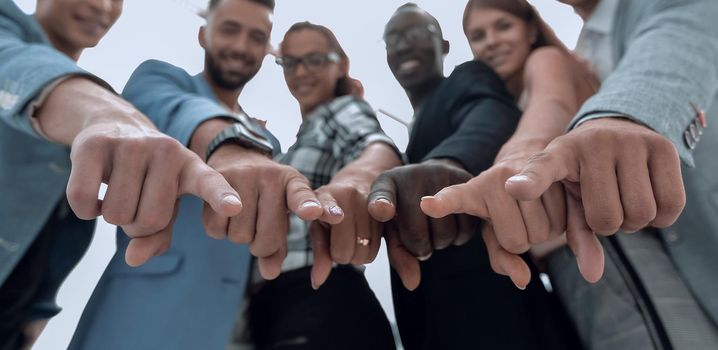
[{"xmin": 309, "ymin": 178, "xmax": 382, "ymax": 290}]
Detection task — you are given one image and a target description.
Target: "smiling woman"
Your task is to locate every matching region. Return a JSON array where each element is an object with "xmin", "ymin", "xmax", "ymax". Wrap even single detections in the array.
[{"xmin": 232, "ymin": 21, "xmax": 401, "ymax": 350}]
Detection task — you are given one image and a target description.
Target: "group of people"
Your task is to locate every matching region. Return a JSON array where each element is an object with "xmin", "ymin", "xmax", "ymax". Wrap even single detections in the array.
[{"xmin": 1, "ymin": 0, "xmax": 717, "ymax": 349}]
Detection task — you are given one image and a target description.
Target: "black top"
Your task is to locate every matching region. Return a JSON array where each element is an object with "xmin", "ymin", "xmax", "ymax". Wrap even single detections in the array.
[{"xmin": 406, "ymin": 60, "xmax": 520, "ymax": 174}]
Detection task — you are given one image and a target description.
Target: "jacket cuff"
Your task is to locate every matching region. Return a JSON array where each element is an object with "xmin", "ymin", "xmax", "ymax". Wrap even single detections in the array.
[{"xmin": 570, "ymin": 94, "xmax": 696, "ymax": 167}]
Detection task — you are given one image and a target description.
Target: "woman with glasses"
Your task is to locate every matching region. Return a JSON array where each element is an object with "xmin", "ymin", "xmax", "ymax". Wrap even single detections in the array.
[{"xmin": 230, "ymin": 22, "xmax": 400, "ymax": 350}]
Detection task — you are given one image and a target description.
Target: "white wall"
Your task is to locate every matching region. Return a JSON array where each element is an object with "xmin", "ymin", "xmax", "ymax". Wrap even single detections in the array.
[{"xmin": 9, "ymin": 1, "xmax": 582, "ymax": 348}]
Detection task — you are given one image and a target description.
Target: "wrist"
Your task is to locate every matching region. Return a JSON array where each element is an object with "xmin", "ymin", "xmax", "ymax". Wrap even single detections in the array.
[{"xmin": 206, "ymin": 143, "xmax": 271, "ymax": 168}]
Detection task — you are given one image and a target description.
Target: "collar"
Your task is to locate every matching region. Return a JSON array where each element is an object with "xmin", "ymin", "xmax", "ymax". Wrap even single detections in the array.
[{"xmin": 584, "ymin": 0, "xmax": 620, "ymax": 34}]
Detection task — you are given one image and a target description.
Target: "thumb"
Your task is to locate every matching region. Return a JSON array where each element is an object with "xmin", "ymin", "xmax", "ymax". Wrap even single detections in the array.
[
  {"xmin": 285, "ymin": 173, "xmax": 323, "ymax": 221},
  {"xmin": 368, "ymin": 173, "xmax": 398, "ymax": 222},
  {"xmin": 420, "ymin": 180, "xmax": 489, "ymax": 219}
]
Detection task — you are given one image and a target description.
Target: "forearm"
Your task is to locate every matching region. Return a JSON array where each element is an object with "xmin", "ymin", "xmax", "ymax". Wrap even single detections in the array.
[
  {"xmin": 517, "ymin": 100, "xmax": 573, "ymax": 144},
  {"xmin": 331, "ymin": 142, "xmax": 402, "ymax": 187},
  {"xmin": 499, "ymin": 99, "xmax": 575, "ymax": 158},
  {"xmin": 34, "ymin": 77, "xmax": 154, "ymax": 145}
]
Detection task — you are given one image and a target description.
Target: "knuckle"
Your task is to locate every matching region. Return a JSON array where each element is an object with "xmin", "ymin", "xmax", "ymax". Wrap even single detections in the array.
[
  {"xmin": 588, "ymin": 214, "xmax": 623, "ymax": 235},
  {"xmin": 503, "ymin": 237, "xmax": 530, "ymax": 255},
  {"xmin": 657, "ymin": 193, "xmax": 686, "ymax": 216},
  {"xmin": 249, "ymin": 242, "xmax": 273, "ymax": 258},
  {"xmin": 101, "ymin": 207, "xmax": 134, "ymax": 226},
  {"xmin": 649, "ymin": 134, "xmax": 677, "ymax": 154},
  {"xmin": 527, "ymin": 227, "xmax": 550, "ymax": 244},
  {"xmin": 583, "ymin": 127, "xmax": 615, "ymax": 144},
  {"xmin": 228, "ymin": 231, "xmax": 251, "ymax": 244},
  {"xmin": 82, "ymin": 133, "xmax": 114, "ymax": 151},
  {"xmin": 624, "ymin": 206, "xmax": 656, "ymax": 229},
  {"xmin": 332, "ymin": 250, "xmax": 352, "ymax": 265},
  {"xmin": 119, "ymin": 137, "xmax": 146, "ymax": 155},
  {"xmin": 403, "ymin": 232, "xmax": 429, "ymax": 249},
  {"xmin": 432, "ymin": 235, "xmax": 454, "ymax": 250},
  {"xmin": 548, "ymin": 220, "xmax": 566, "ymax": 237},
  {"xmin": 66, "ymin": 185, "xmax": 95, "ymax": 208},
  {"xmin": 405, "ymin": 242, "xmax": 432, "ymax": 258},
  {"xmin": 153, "ymin": 136, "xmax": 184, "ymax": 157},
  {"xmin": 135, "ymin": 216, "xmax": 169, "ymax": 233}
]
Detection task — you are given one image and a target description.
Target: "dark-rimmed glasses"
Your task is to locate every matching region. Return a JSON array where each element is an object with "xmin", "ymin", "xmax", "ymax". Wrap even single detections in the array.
[{"xmin": 275, "ymin": 52, "xmax": 340, "ymax": 74}]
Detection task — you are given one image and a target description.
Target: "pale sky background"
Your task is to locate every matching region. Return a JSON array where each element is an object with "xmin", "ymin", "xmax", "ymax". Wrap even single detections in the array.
[{"xmin": 11, "ymin": 0, "xmax": 584, "ymax": 348}]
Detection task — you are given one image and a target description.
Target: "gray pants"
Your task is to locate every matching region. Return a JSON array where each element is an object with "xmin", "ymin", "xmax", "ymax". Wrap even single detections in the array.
[{"xmin": 548, "ymin": 230, "xmax": 718, "ymax": 350}]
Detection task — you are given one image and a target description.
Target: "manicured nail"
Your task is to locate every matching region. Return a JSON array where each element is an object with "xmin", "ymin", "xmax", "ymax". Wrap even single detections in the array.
[
  {"xmin": 373, "ymin": 197, "xmax": 392, "ymax": 205},
  {"xmin": 417, "ymin": 251, "xmax": 432, "ymax": 261},
  {"xmin": 420, "ymin": 196, "xmax": 434, "ymax": 201},
  {"xmin": 222, "ymin": 194, "xmax": 241, "ymax": 206},
  {"xmin": 507, "ymin": 175, "xmax": 531, "ymax": 183},
  {"xmin": 513, "ymin": 282, "xmax": 526, "ymax": 290},
  {"xmin": 328, "ymin": 205, "xmax": 344, "ymax": 216},
  {"xmin": 300, "ymin": 201, "xmax": 321, "ymax": 209}
]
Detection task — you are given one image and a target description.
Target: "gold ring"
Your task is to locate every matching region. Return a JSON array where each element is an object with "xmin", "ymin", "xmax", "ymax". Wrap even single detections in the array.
[{"xmin": 356, "ymin": 237, "xmax": 370, "ymax": 246}]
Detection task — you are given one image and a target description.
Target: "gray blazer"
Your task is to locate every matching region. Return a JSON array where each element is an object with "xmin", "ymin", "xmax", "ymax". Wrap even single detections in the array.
[{"xmin": 569, "ymin": 0, "xmax": 718, "ymax": 329}]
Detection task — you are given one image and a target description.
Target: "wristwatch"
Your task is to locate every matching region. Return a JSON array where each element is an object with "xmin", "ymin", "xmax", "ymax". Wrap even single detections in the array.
[{"xmin": 205, "ymin": 112, "xmax": 274, "ymax": 161}]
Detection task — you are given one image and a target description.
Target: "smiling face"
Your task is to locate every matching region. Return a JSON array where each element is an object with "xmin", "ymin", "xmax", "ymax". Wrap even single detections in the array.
[
  {"xmin": 384, "ymin": 9, "xmax": 448, "ymax": 91},
  {"xmin": 199, "ymin": 0, "xmax": 272, "ymax": 91},
  {"xmin": 35, "ymin": 0, "xmax": 123, "ymax": 59},
  {"xmin": 280, "ymin": 29, "xmax": 347, "ymax": 115},
  {"xmin": 464, "ymin": 6, "xmax": 536, "ymax": 80}
]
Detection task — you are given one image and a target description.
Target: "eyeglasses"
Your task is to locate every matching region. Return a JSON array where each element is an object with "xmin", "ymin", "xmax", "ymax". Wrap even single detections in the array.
[
  {"xmin": 384, "ymin": 24, "xmax": 438, "ymax": 49},
  {"xmin": 275, "ymin": 52, "xmax": 340, "ymax": 74}
]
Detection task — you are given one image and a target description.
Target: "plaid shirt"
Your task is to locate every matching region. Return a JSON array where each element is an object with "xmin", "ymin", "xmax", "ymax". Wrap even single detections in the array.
[{"xmin": 250, "ymin": 95, "xmax": 397, "ymax": 283}]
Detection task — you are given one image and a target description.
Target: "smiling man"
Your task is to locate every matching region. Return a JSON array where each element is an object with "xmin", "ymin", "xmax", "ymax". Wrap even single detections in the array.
[
  {"xmin": 366, "ymin": 3, "xmax": 578, "ymax": 349},
  {"xmin": 67, "ymin": 0, "xmax": 332, "ymax": 349}
]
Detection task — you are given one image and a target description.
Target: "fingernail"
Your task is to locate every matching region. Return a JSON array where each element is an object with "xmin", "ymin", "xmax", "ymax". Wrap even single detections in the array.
[
  {"xmin": 420, "ymin": 196, "xmax": 434, "ymax": 201},
  {"xmin": 374, "ymin": 197, "xmax": 392, "ymax": 205},
  {"xmin": 300, "ymin": 201, "xmax": 321, "ymax": 209},
  {"xmin": 222, "ymin": 194, "xmax": 241, "ymax": 206},
  {"xmin": 311, "ymin": 280, "xmax": 319, "ymax": 290},
  {"xmin": 328, "ymin": 205, "xmax": 344, "ymax": 216},
  {"xmin": 513, "ymin": 282, "xmax": 526, "ymax": 290},
  {"xmin": 417, "ymin": 251, "xmax": 432, "ymax": 261},
  {"xmin": 507, "ymin": 175, "xmax": 531, "ymax": 183}
]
